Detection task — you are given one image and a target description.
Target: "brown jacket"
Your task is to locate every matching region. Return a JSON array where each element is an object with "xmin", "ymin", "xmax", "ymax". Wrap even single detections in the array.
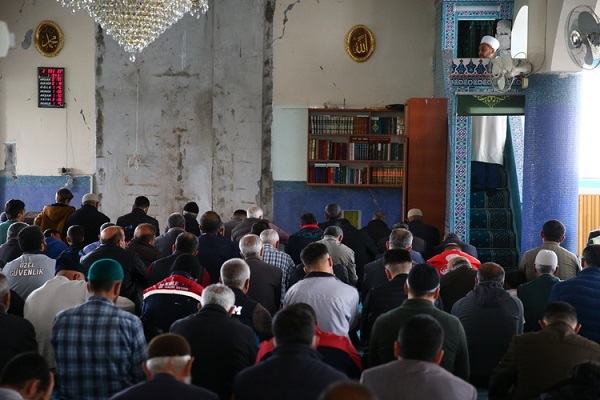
[
  {"xmin": 34, "ymin": 203, "xmax": 75, "ymax": 237},
  {"xmin": 489, "ymin": 321, "xmax": 600, "ymax": 399}
]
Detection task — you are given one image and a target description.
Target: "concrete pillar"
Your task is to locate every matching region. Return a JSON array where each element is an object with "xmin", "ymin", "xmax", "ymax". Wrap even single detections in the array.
[{"xmin": 521, "ymin": 73, "xmax": 581, "ymax": 254}]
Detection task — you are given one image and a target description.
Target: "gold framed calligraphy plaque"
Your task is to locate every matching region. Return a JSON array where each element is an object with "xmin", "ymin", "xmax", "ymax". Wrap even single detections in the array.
[
  {"xmin": 345, "ymin": 25, "xmax": 375, "ymax": 62},
  {"xmin": 35, "ymin": 21, "xmax": 64, "ymax": 57}
]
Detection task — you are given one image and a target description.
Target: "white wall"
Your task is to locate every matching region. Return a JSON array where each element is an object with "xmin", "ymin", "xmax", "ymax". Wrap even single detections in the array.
[
  {"xmin": 525, "ymin": 0, "xmax": 599, "ymax": 73},
  {"xmin": 271, "ymin": 0, "xmax": 436, "ymax": 181},
  {"xmin": 0, "ymin": 1, "xmax": 95, "ymax": 175}
]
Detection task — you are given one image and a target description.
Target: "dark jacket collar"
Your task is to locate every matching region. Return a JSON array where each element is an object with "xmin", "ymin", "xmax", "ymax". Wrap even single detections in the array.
[
  {"xmin": 391, "ymin": 273, "xmax": 409, "ymax": 283},
  {"xmin": 131, "ymin": 207, "xmax": 147, "ymax": 216},
  {"xmin": 305, "ymin": 271, "xmax": 336, "ymax": 279},
  {"xmin": 198, "ymin": 303, "xmax": 229, "ymax": 316},
  {"xmin": 271, "ymin": 343, "xmax": 323, "ymax": 359}
]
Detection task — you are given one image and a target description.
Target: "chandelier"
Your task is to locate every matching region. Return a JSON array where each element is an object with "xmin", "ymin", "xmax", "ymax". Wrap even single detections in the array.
[{"xmin": 57, "ymin": 0, "xmax": 209, "ymax": 61}]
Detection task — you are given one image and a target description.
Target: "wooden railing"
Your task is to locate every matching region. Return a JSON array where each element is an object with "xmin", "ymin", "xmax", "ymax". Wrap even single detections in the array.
[{"xmin": 579, "ymin": 194, "xmax": 600, "ymax": 255}]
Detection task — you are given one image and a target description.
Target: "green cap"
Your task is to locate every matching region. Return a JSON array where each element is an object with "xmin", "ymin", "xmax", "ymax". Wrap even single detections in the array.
[{"xmin": 87, "ymin": 258, "xmax": 124, "ymax": 281}]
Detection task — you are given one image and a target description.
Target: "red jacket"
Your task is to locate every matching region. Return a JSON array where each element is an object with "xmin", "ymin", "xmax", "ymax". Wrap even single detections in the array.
[
  {"xmin": 427, "ymin": 249, "xmax": 481, "ymax": 276},
  {"xmin": 256, "ymin": 324, "xmax": 362, "ymax": 378}
]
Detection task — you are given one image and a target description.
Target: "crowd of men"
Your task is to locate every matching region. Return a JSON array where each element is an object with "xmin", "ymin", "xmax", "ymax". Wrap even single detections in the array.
[{"xmin": 1, "ymin": 187, "xmax": 600, "ymax": 399}]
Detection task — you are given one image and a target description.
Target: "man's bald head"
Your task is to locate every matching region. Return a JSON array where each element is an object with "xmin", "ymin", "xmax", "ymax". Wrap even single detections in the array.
[
  {"xmin": 247, "ymin": 206, "xmax": 263, "ymax": 219},
  {"xmin": 101, "ymin": 226, "xmax": 125, "ymax": 246},
  {"xmin": 134, "ymin": 223, "xmax": 156, "ymax": 244}
]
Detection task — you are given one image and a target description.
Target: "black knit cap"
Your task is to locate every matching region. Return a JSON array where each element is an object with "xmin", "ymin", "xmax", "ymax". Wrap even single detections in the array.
[
  {"xmin": 407, "ymin": 263, "xmax": 440, "ymax": 292},
  {"xmin": 170, "ymin": 253, "xmax": 202, "ymax": 279},
  {"xmin": 183, "ymin": 202, "xmax": 199, "ymax": 214}
]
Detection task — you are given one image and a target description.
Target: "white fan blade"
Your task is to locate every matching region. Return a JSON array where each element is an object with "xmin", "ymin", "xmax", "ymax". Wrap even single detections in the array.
[
  {"xmin": 500, "ymin": 54, "xmax": 514, "ymax": 71},
  {"xmin": 498, "ymin": 75, "xmax": 506, "ymax": 90},
  {"xmin": 491, "ymin": 59, "xmax": 503, "ymax": 76}
]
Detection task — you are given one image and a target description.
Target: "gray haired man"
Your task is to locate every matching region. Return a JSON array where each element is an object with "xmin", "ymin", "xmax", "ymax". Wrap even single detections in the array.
[
  {"xmin": 111, "ymin": 333, "xmax": 218, "ymax": 399},
  {"xmin": 170, "ymin": 284, "xmax": 258, "ymax": 399}
]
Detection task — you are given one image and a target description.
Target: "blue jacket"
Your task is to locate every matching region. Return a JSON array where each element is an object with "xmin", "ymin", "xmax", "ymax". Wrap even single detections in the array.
[{"xmin": 549, "ymin": 267, "xmax": 600, "ymax": 343}]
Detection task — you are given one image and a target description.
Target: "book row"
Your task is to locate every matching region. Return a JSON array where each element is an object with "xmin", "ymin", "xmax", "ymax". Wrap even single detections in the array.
[
  {"xmin": 370, "ymin": 166, "xmax": 404, "ymax": 185},
  {"xmin": 307, "ymin": 164, "xmax": 403, "ymax": 185},
  {"xmin": 309, "ymin": 139, "xmax": 403, "ymax": 161},
  {"xmin": 309, "ymin": 114, "xmax": 405, "ymax": 135},
  {"xmin": 308, "ymin": 164, "xmax": 367, "ymax": 185}
]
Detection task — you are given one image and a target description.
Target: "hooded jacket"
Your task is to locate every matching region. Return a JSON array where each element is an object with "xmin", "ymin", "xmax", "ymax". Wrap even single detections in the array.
[
  {"xmin": 34, "ymin": 203, "xmax": 75, "ymax": 236},
  {"xmin": 451, "ymin": 281, "xmax": 523, "ymax": 385}
]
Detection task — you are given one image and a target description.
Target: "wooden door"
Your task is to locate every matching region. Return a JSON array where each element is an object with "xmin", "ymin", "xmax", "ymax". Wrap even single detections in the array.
[{"xmin": 404, "ymin": 98, "xmax": 448, "ymax": 239}]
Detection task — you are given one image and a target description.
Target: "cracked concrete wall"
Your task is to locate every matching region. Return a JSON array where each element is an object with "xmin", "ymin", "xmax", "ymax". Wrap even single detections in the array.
[
  {"xmin": 96, "ymin": 1, "xmax": 273, "ymax": 224},
  {"xmin": 96, "ymin": 14, "xmax": 214, "ymax": 224},
  {"xmin": 0, "ymin": 1, "xmax": 95, "ymax": 176},
  {"xmin": 211, "ymin": 0, "xmax": 274, "ymax": 219}
]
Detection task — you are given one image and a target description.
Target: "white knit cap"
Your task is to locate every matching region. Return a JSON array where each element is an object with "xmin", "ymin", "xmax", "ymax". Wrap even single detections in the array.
[
  {"xmin": 535, "ymin": 249, "xmax": 558, "ymax": 267},
  {"xmin": 480, "ymin": 35, "xmax": 500, "ymax": 51},
  {"xmin": 407, "ymin": 208, "xmax": 423, "ymax": 218}
]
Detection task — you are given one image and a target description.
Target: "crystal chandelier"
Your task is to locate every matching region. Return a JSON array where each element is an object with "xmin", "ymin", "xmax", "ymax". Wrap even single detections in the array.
[{"xmin": 57, "ymin": 0, "xmax": 209, "ymax": 61}]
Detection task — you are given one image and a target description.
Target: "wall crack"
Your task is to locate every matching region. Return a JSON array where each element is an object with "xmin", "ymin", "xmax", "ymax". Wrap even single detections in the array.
[{"xmin": 273, "ymin": 0, "xmax": 301, "ymax": 42}]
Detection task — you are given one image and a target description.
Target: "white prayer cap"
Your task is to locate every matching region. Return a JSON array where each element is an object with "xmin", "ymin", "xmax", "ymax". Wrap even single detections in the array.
[{"xmin": 480, "ymin": 35, "xmax": 500, "ymax": 51}]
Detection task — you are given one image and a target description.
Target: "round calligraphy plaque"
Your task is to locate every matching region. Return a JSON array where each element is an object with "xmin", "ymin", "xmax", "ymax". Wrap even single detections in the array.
[
  {"xmin": 35, "ymin": 21, "xmax": 64, "ymax": 57},
  {"xmin": 345, "ymin": 25, "xmax": 375, "ymax": 63}
]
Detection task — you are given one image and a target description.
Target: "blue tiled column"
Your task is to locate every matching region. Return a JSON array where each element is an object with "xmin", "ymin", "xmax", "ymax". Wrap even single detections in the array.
[{"xmin": 521, "ymin": 73, "xmax": 582, "ymax": 254}]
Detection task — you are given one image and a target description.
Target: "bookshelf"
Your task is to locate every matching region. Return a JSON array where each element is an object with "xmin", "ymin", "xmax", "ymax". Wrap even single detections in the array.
[{"xmin": 307, "ymin": 108, "xmax": 405, "ymax": 187}]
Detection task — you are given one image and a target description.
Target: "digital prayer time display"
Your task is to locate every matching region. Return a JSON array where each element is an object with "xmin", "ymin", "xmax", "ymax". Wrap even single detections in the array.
[{"xmin": 38, "ymin": 67, "xmax": 65, "ymax": 108}]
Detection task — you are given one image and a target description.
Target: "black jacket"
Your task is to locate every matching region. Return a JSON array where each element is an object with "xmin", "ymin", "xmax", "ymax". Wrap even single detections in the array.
[
  {"xmin": 408, "ymin": 220, "xmax": 441, "ymax": 259},
  {"xmin": 80, "ymin": 243, "xmax": 148, "ymax": 314},
  {"xmin": 126, "ymin": 238, "xmax": 163, "ymax": 267},
  {"xmin": 170, "ymin": 304, "xmax": 258, "ymax": 400},
  {"xmin": 361, "ymin": 220, "xmax": 391, "ymax": 253},
  {"xmin": 231, "ymin": 218, "xmax": 260, "ymax": 244},
  {"xmin": 65, "ymin": 204, "xmax": 110, "ymax": 246},
  {"xmin": 196, "ymin": 233, "xmax": 240, "ymax": 283},
  {"xmin": 146, "ymin": 250, "xmax": 209, "ymax": 287},
  {"xmin": 360, "ymin": 274, "xmax": 408, "ymax": 345},
  {"xmin": 154, "ymin": 228, "xmax": 185, "ymax": 258},
  {"xmin": 439, "ymin": 266, "xmax": 477, "ymax": 313},
  {"xmin": 229, "ymin": 286, "xmax": 272, "ymax": 341},
  {"xmin": 244, "ymin": 256, "xmax": 282, "ymax": 316},
  {"xmin": 233, "ymin": 344, "xmax": 347, "ymax": 400},
  {"xmin": 286, "ymin": 225, "xmax": 323, "ymax": 265},
  {"xmin": 116, "ymin": 208, "xmax": 160, "ymax": 242},
  {"xmin": 183, "ymin": 213, "xmax": 201, "ymax": 236},
  {"xmin": 0, "ymin": 308, "xmax": 37, "ymax": 372},
  {"xmin": 0, "ymin": 238, "xmax": 22, "ymax": 264}
]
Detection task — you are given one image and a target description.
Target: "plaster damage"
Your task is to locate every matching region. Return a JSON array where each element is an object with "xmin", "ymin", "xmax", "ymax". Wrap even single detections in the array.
[
  {"xmin": 1, "ymin": 143, "xmax": 16, "ymax": 177},
  {"xmin": 95, "ymin": 0, "xmax": 274, "ymax": 224},
  {"xmin": 274, "ymin": 0, "xmax": 301, "ymax": 41}
]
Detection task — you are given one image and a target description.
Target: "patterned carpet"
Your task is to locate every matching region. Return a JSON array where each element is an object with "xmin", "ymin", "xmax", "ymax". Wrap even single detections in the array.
[{"xmin": 470, "ymin": 169, "xmax": 519, "ymax": 271}]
